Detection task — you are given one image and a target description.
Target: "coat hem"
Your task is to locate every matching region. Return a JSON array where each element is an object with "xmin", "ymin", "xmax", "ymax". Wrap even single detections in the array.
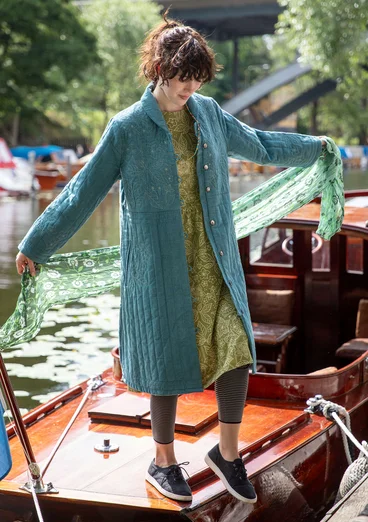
[{"xmin": 123, "ymin": 377, "xmax": 204, "ymax": 396}]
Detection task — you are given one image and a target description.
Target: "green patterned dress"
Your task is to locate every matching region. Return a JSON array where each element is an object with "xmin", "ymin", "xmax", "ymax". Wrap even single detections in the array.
[{"xmin": 162, "ymin": 108, "xmax": 252, "ymax": 388}]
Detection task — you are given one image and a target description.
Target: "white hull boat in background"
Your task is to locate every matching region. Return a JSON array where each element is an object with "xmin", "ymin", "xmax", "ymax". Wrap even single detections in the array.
[{"xmin": 0, "ymin": 139, "xmax": 38, "ymax": 196}]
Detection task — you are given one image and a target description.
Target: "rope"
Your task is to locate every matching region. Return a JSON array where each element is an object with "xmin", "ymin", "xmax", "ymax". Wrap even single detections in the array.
[
  {"xmin": 306, "ymin": 396, "xmax": 359, "ymax": 464},
  {"xmin": 321, "ymin": 402, "xmax": 353, "ymax": 465},
  {"xmin": 3, "ymin": 398, "xmax": 45, "ymax": 522},
  {"xmin": 26, "ymin": 468, "xmax": 45, "ymax": 522},
  {"xmin": 336, "ymin": 441, "xmax": 368, "ymax": 503},
  {"xmin": 306, "ymin": 394, "xmax": 368, "ymax": 502},
  {"xmin": 331, "ymin": 412, "xmax": 368, "ymax": 460}
]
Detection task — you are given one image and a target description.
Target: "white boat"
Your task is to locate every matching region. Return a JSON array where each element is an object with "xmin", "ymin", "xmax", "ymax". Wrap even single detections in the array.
[{"xmin": 0, "ymin": 139, "xmax": 38, "ymax": 195}]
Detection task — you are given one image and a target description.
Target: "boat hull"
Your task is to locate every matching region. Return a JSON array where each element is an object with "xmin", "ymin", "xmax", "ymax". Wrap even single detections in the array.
[
  {"xmin": 1, "ymin": 377, "xmax": 367, "ymax": 522},
  {"xmin": 185, "ymin": 399, "xmax": 368, "ymax": 522}
]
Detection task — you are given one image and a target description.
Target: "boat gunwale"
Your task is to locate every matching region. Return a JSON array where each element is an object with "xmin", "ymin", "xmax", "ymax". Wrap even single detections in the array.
[
  {"xmin": 248, "ymin": 351, "xmax": 368, "ymax": 401},
  {"xmin": 0, "ymin": 480, "xmax": 183, "ymax": 513},
  {"xmin": 276, "ymin": 218, "xmax": 368, "ymax": 240},
  {"xmin": 6, "ymin": 384, "xmax": 84, "ymax": 439}
]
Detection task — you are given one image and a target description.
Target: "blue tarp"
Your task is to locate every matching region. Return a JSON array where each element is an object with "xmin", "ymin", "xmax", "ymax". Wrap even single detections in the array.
[
  {"xmin": 0, "ymin": 401, "xmax": 11, "ymax": 480},
  {"xmin": 11, "ymin": 145, "xmax": 63, "ymax": 160},
  {"xmin": 339, "ymin": 146, "xmax": 368, "ymax": 159}
]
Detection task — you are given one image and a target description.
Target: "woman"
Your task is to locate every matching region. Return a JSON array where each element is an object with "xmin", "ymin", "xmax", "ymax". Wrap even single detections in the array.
[{"xmin": 16, "ymin": 13, "xmax": 325, "ymax": 504}]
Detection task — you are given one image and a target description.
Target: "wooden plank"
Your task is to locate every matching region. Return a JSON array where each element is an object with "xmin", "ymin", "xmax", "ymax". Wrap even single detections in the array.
[
  {"xmin": 88, "ymin": 391, "xmax": 151, "ymax": 424},
  {"xmin": 286, "ymin": 203, "xmax": 368, "ymax": 230},
  {"xmin": 0, "ymin": 480, "xmax": 182, "ymax": 514},
  {"xmin": 88, "ymin": 390, "xmax": 218, "ymax": 434},
  {"xmin": 10, "ymin": 395, "xmax": 306, "ymax": 496},
  {"xmin": 80, "ymin": 402, "xmax": 307, "ymax": 498},
  {"xmin": 252, "ymin": 323, "xmax": 297, "ymax": 345},
  {"xmin": 142, "ymin": 391, "xmax": 218, "ymax": 434},
  {"xmin": 321, "ymin": 473, "xmax": 368, "ymax": 521}
]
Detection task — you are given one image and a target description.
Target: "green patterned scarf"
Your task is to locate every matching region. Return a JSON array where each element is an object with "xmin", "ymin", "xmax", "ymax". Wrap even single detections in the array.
[{"xmin": 0, "ymin": 137, "xmax": 343, "ymax": 349}]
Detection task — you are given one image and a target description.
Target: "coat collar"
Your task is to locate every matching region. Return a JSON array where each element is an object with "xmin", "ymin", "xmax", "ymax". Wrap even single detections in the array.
[{"xmin": 140, "ymin": 83, "xmax": 200, "ymax": 131}]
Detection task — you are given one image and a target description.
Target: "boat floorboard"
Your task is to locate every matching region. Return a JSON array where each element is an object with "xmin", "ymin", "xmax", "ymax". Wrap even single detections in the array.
[
  {"xmin": 3, "ymin": 371, "xmax": 312, "ymax": 510},
  {"xmin": 11, "ymin": 400, "xmax": 307, "ymax": 494}
]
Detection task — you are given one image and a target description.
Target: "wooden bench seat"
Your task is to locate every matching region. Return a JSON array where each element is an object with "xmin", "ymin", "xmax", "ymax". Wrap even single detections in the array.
[
  {"xmin": 336, "ymin": 299, "xmax": 368, "ymax": 362},
  {"xmin": 252, "ymin": 322, "xmax": 297, "ymax": 373},
  {"xmin": 336, "ymin": 339, "xmax": 368, "ymax": 360}
]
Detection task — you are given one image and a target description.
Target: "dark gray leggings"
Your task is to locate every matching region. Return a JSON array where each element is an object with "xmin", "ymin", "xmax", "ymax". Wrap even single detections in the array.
[{"xmin": 150, "ymin": 365, "xmax": 250, "ymax": 444}]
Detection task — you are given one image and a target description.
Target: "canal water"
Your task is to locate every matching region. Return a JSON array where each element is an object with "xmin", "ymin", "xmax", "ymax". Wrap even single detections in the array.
[{"xmin": 1, "ymin": 171, "xmax": 367, "ymax": 412}]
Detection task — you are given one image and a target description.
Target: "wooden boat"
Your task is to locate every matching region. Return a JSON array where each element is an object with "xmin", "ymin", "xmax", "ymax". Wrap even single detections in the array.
[
  {"xmin": 34, "ymin": 164, "xmax": 67, "ymax": 190},
  {"xmin": 34, "ymin": 158, "xmax": 88, "ymax": 190},
  {"xmin": 1, "ymin": 191, "xmax": 368, "ymax": 522},
  {"xmin": 0, "ymin": 138, "xmax": 35, "ymax": 195}
]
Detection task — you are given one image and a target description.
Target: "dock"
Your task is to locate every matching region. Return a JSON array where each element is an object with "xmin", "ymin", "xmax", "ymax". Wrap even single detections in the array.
[{"xmin": 321, "ymin": 472, "xmax": 368, "ymax": 521}]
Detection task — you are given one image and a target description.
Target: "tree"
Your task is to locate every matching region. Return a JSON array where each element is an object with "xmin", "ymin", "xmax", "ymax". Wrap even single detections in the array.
[
  {"xmin": 0, "ymin": 0, "xmax": 98, "ymax": 145},
  {"xmin": 201, "ymin": 37, "xmax": 271, "ymax": 105},
  {"xmin": 276, "ymin": 0, "xmax": 368, "ymax": 143},
  {"xmin": 68, "ymin": 0, "xmax": 161, "ymax": 138}
]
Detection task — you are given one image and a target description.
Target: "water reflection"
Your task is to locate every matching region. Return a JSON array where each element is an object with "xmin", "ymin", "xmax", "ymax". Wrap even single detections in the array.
[
  {"xmin": 1, "ymin": 190, "xmax": 120, "ymax": 411},
  {"xmin": 0, "ymin": 172, "xmax": 367, "ymax": 411}
]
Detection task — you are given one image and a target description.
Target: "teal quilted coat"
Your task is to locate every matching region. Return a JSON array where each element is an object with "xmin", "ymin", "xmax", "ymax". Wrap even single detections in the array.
[{"xmin": 19, "ymin": 84, "xmax": 322, "ymax": 395}]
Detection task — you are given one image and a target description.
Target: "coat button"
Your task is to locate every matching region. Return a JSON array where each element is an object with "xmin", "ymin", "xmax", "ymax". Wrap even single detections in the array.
[
  {"xmin": 203, "ymin": 164, "xmax": 209, "ymax": 170},
  {"xmin": 228, "ymin": 280, "xmax": 232, "ymax": 286},
  {"xmin": 203, "ymin": 143, "xmax": 208, "ymax": 148},
  {"xmin": 206, "ymin": 186, "xmax": 211, "ymax": 192},
  {"xmin": 219, "ymin": 250, "xmax": 224, "ymax": 256},
  {"xmin": 210, "ymin": 219, "xmax": 216, "ymax": 226}
]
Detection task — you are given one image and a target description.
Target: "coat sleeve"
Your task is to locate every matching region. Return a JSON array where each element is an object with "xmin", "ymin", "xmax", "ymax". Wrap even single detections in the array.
[
  {"xmin": 18, "ymin": 118, "xmax": 123, "ymax": 263},
  {"xmin": 212, "ymin": 99, "xmax": 322, "ymax": 168}
]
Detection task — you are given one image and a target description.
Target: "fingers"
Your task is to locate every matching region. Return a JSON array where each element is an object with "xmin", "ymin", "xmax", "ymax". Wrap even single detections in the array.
[
  {"xmin": 15, "ymin": 253, "xmax": 36, "ymax": 277},
  {"xmin": 27, "ymin": 259, "xmax": 36, "ymax": 277},
  {"xmin": 15, "ymin": 253, "xmax": 25, "ymax": 275}
]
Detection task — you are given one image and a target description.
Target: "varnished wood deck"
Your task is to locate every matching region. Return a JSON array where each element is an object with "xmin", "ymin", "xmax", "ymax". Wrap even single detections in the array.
[
  {"xmin": 1, "ymin": 361, "xmax": 368, "ymax": 517},
  {"xmin": 4, "ymin": 371, "xmax": 308, "ymax": 506},
  {"xmin": 285, "ymin": 202, "xmax": 368, "ymax": 234}
]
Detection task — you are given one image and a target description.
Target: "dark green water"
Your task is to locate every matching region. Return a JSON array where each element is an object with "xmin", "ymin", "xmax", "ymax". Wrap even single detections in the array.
[
  {"xmin": 1, "ymin": 189, "xmax": 121, "ymax": 413},
  {"xmin": 0, "ymin": 171, "xmax": 367, "ymax": 412}
]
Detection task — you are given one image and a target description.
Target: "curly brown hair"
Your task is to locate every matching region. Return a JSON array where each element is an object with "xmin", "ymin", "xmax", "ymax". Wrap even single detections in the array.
[{"xmin": 139, "ymin": 10, "xmax": 221, "ymax": 87}]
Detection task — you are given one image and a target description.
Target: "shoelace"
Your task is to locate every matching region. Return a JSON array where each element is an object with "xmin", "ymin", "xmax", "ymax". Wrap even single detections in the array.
[
  {"xmin": 167, "ymin": 461, "xmax": 190, "ymax": 482},
  {"xmin": 232, "ymin": 458, "xmax": 248, "ymax": 481}
]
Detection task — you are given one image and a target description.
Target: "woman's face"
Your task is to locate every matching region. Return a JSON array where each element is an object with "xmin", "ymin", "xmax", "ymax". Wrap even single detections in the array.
[{"xmin": 155, "ymin": 74, "xmax": 202, "ymax": 111}]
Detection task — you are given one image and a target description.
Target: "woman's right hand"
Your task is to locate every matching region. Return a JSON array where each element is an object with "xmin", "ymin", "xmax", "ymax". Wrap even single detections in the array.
[{"xmin": 16, "ymin": 252, "xmax": 36, "ymax": 277}]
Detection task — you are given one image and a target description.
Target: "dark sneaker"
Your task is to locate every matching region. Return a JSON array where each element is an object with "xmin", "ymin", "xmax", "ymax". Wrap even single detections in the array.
[
  {"xmin": 146, "ymin": 459, "xmax": 192, "ymax": 502},
  {"xmin": 205, "ymin": 444, "xmax": 257, "ymax": 503}
]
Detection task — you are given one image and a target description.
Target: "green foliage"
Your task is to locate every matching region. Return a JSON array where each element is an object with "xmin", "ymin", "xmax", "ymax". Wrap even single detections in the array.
[
  {"xmin": 277, "ymin": 0, "xmax": 368, "ymax": 81},
  {"xmin": 0, "ymin": 0, "xmax": 97, "ymax": 120},
  {"xmin": 201, "ymin": 37, "xmax": 271, "ymax": 104},
  {"xmin": 276, "ymin": 0, "xmax": 368, "ymax": 143},
  {"xmin": 45, "ymin": 0, "xmax": 161, "ymax": 141},
  {"xmin": 83, "ymin": 0, "xmax": 161, "ymax": 110}
]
